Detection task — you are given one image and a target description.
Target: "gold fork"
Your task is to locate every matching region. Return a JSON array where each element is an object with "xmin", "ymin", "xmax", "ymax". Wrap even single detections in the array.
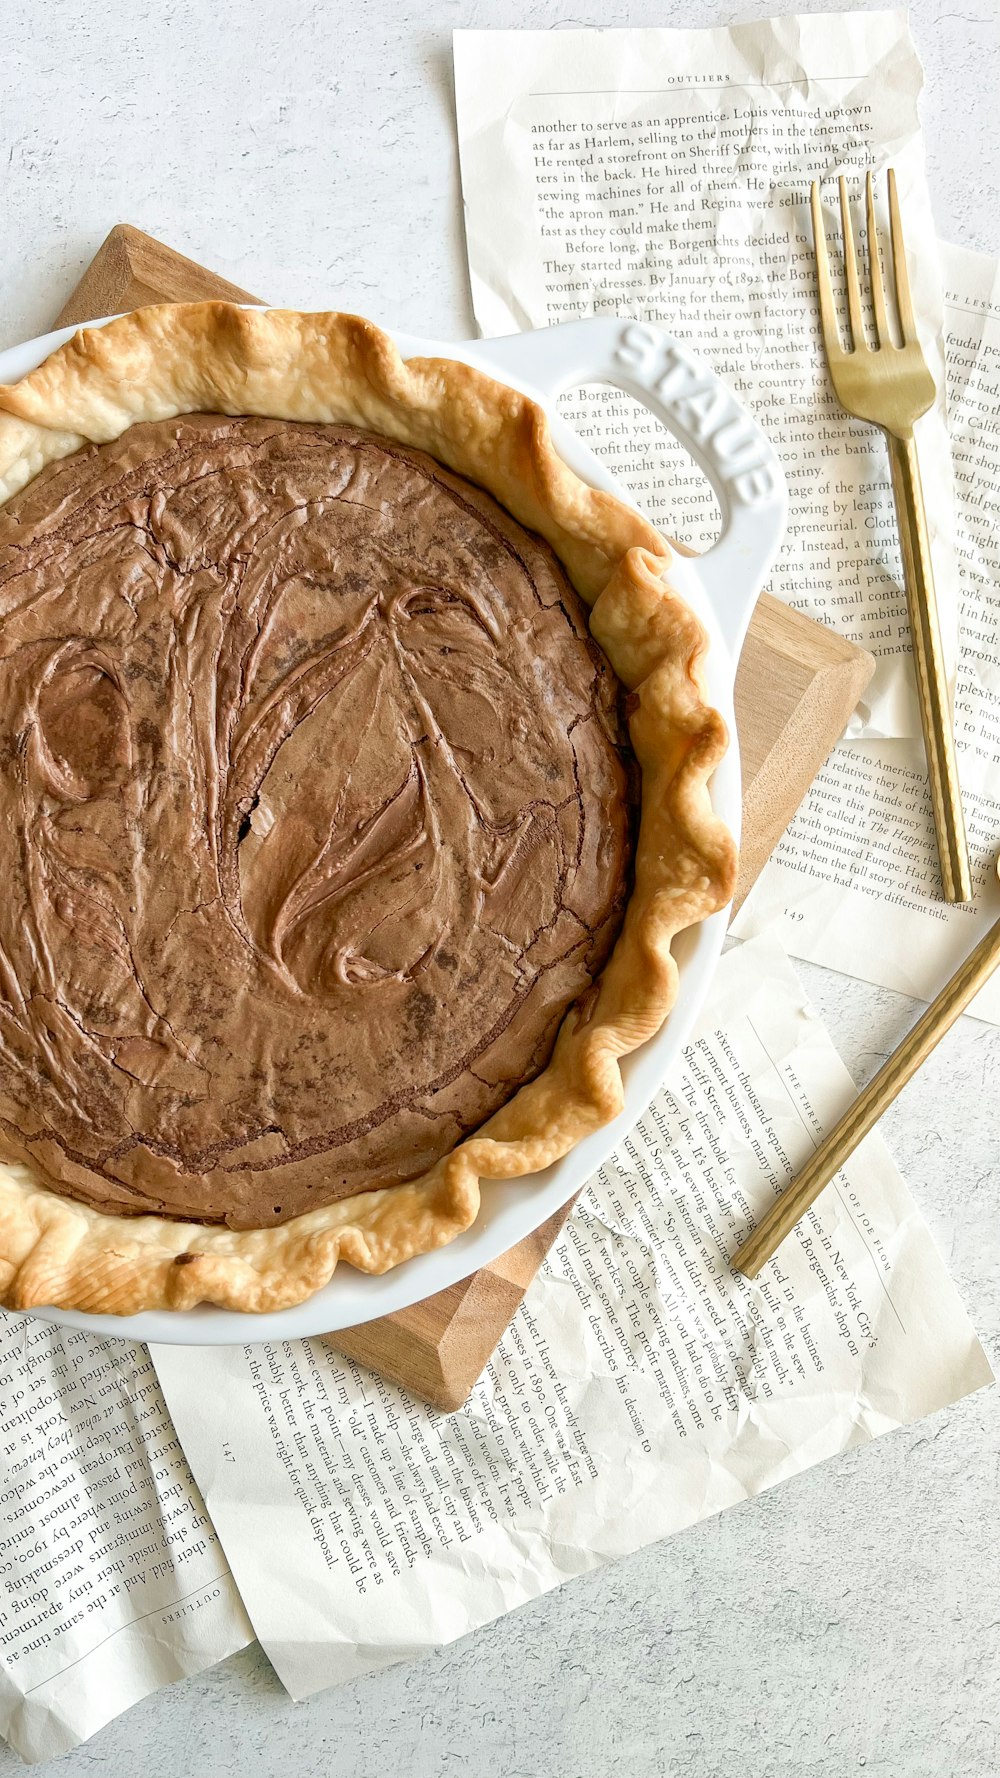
[{"xmin": 811, "ymin": 169, "xmax": 972, "ymax": 903}]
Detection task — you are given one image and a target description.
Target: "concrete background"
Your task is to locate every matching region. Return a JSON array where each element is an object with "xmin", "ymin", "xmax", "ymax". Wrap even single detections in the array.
[{"xmin": 1, "ymin": 3, "xmax": 998, "ymax": 1774}]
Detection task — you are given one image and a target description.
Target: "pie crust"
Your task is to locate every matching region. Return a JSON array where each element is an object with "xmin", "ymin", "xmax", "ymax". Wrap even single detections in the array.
[{"xmin": 0, "ymin": 303, "xmax": 736, "ymax": 1314}]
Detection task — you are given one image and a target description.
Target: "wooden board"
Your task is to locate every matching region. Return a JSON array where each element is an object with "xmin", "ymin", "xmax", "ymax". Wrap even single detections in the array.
[
  {"xmin": 52, "ymin": 223, "xmax": 875, "ymax": 1409},
  {"xmin": 54, "ymin": 226, "xmax": 262, "ymax": 324}
]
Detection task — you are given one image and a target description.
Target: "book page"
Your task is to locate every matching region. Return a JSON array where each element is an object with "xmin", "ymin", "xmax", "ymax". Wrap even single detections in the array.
[
  {"xmin": 453, "ymin": 10, "xmax": 959, "ymax": 741},
  {"xmin": 734, "ymin": 244, "xmax": 1000, "ymax": 1020},
  {"xmin": 152, "ymin": 935, "xmax": 990, "ymax": 1703},
  {"xmin": 0, "ymin": 1317, "xmax": 252, "ymax": 1764}
]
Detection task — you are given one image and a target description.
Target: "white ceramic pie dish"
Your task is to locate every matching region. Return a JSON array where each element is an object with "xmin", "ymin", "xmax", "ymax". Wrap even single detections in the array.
[{"xmin": 0, "ymin": 311, "xmax": 786, "ymax": 1344}]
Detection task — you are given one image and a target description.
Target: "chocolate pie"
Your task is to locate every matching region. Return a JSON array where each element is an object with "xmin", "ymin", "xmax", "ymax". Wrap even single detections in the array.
[{"xmin": 0, "ymin": 305, "xmax": 735, "ymax": 1313}]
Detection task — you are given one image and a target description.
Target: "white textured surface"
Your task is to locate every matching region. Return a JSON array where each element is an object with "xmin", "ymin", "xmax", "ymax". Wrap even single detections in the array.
[{"xmin": 1, "ymin": 3, "xmax": 998, "ymax": 1774}]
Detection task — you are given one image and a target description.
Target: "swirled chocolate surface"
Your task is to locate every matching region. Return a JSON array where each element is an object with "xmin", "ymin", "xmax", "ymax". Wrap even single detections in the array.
[{"xmin": 0, "ymin": 416, "xmax": 633, "ymax": 1228}]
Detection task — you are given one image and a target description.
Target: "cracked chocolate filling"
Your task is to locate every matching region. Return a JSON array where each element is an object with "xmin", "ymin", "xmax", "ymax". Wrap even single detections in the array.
[{"xmin": 0, "ymin": 415, "xmax": 634, "ymax": 1228}]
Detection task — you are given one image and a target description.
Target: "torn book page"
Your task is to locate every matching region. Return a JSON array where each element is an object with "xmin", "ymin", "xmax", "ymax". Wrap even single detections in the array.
[
  {"xmin": 0, "ymin": 1320, "xmax": 252, "ymax": 1764},
  {"xmin": 453, "ymin": 10, "xmax": 960, "ymax": 740},
  {"xmin": 151, "ymin": 934, "xmax": 990, "ymax": 1702}
]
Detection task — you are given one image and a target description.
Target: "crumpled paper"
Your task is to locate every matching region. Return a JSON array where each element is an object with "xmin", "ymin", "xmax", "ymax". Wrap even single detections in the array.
[
  {"xmin": 151, "ymin": 934, "xmax": 991, "ymax": 1702},
  {"xmin": 0, "ymin": 1323, "xmax": 252, "ymax": 1763}
]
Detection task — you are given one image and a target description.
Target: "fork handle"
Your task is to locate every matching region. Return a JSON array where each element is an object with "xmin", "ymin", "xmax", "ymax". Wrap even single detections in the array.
[
  {"xmin": 732, "ymin": 902, "xmax": 1000, "ymax": 1277},
  {"xmin": 887, "ymin": 431, "xmax": 972, "ymax": 903}
]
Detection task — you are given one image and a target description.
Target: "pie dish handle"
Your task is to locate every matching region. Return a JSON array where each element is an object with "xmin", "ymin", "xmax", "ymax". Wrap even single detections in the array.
[{"xmin": 469, "ymin": 318, "xmax": 787, "ymax": 655}]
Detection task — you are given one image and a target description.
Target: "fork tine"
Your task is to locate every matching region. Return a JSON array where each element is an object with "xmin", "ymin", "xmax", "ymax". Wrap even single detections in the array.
[
  {"xmin": 838, "ymin": 176, "xmax": 867, "ymax": 351},
  {"xmin": 887, "ymin": 167, "xmax": 918, "ymax": 344},
  {"xmin": 810, "ymin": 183, "xmax": 843, "ymax": 362},
  {"xmin": 865, "ymin": 170, "xmax": 891, "ymax": 347}
]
